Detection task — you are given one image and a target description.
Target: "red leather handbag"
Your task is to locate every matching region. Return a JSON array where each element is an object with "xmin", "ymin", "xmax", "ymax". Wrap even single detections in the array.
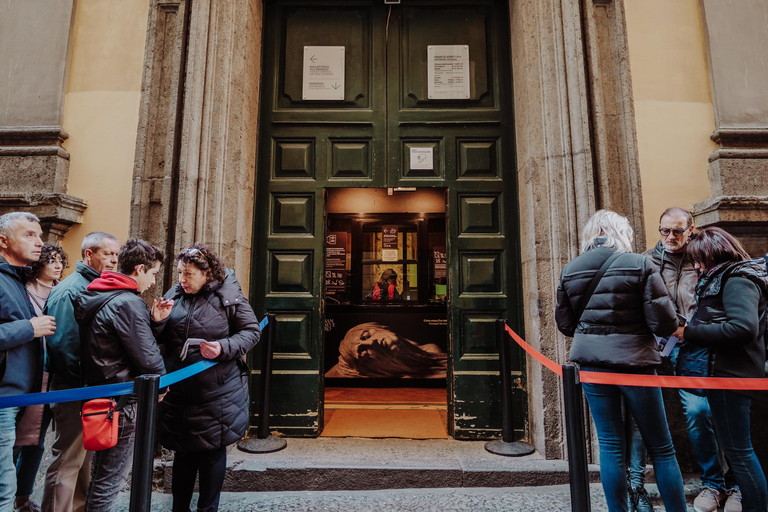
[{"xmin": 81, "ymin": 399, "xmax": 120, "ymax": 451}]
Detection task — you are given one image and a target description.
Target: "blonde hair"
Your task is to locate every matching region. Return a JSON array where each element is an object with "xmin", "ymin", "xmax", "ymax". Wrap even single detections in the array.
[{"xmin": 580, "ymin": 210, "xmax": 633, "ymax": 254}]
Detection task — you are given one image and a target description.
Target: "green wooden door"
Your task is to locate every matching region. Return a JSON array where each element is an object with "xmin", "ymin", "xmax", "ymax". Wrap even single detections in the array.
[{"xmin": 252, "ymin": 0, "xmax": 524, "ymax": 439}]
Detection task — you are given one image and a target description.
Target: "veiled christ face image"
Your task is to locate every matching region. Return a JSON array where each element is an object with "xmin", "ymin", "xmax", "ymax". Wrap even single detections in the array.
[{"xmin": 327, "ymin": 322, "xmax": 447, "ymax": 379}]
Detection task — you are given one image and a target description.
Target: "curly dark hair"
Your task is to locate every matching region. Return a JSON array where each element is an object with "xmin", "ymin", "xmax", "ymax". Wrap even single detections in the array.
[
  {"xmin": 28, "ymin": 244, "xmax": 69, "ymax": 282},
  {"xmin": 176, "ymin": 243, "xmax": 226, "ymax": 285}
]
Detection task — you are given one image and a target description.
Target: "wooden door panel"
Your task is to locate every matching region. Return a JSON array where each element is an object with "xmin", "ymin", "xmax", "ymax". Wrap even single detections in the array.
[{"xmin": 254, "ymin": 0, "xmax": 524, "ymax": 439}]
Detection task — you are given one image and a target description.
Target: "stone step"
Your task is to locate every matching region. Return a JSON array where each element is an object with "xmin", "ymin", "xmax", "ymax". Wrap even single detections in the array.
[{"xmin": 157, "ymin": 438, "xmax": 601, "ymax": 493}]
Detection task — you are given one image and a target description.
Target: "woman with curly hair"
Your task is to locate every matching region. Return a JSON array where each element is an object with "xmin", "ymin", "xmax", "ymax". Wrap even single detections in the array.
[
  {"xmin": 154, "ymin": 244, "xmax": 261, "ymax": 512},
  {"xmin": 15, "ymin": 244, "xmax": 67, "ymax": 512}
]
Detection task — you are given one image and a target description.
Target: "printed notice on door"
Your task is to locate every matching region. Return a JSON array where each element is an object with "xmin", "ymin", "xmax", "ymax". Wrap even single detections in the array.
[
  {"xmin": 303, "ymin": 46, "xmax": 345, "ymax": 101},
  {"xmin": 427, "ymin": 45, "xmax": 470, "ymax": 100}
]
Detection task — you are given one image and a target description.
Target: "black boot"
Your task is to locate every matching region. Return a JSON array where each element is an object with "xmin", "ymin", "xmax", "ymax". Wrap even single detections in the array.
[{"xmin": 633, "ymin": 487, "xmax": 655, "ymax": 512}]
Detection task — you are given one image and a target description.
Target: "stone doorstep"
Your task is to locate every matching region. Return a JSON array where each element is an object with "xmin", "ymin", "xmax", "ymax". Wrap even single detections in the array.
[{"xmin": 156, "ymin": 438, "xmax": 601, "ymax": 493}]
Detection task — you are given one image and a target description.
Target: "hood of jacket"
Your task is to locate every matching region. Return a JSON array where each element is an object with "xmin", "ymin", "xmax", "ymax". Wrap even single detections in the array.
[
  {"xmin": 76, "ymin": 272, "xmax": 138, "ymax": 327},
  {"xmin": 87, "ymin": 271, "xmax": 139, "ymax": 292},
  {"xmin": 696, "ymin": 258, "xmax": 768, "ymax": 301}
]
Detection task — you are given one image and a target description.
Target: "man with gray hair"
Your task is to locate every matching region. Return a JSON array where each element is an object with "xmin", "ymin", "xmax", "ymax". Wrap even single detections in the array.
[
  {"xmin": 0, "ymin": 212, "xmax": 56, "ymax": 512},
  {"xmin": 42, "ymin": 232, "xmax": 119, "ymax": 512}
]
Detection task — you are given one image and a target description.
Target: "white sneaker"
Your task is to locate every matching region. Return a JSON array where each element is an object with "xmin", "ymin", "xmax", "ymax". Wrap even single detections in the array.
[
  {"xmin": 693, "ymin": 486, "xmax": 724, "ymax": 512},
  {"xmin": 724, "ymin": 488, "xmax": 742, "ymax": 512}
]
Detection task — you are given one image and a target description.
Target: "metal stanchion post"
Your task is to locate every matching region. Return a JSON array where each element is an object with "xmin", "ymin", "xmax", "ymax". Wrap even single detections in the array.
[
  {"xmin": 563, "ymin": 364, "xmax": 591, "ymax": 512},
  {"xmin": 485, "ymin": 319, "xmax": 535, "ymax": 456},
  {"xmin": 129, "ymin": 374, "xmax": 160, "ymax": 512},
  {"xmin": 238, "ymin": 313, "xmax": 287, "ymax": 453}
]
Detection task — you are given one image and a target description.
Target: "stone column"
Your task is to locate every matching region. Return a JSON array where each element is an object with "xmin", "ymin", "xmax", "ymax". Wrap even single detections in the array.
[
  {"xmin": 0, "ymin": 0, "xmax": 87, "ymax": 241},
  {"xmin": 131, "ymin": 0, "xmax": 263, "ymax": 293},
  {"xmin": 509, "ymin": 0, "xmax": 643, "ymax": 458},
  {"xmin": 509, "ymin": 0, "xmax": 597, "ymax": 459},
  {"xmin": 693, "ymin": 0, "xmax": 768, "ymax": 256}
]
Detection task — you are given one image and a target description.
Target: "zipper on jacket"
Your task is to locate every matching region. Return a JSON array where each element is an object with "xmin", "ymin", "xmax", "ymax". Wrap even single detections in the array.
[{"xmin": 181, "ymin": 294, "xmax": 197, "ymax": 454}]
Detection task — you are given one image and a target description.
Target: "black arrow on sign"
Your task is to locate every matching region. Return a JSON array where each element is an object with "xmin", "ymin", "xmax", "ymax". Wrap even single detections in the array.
[
  {"xmin": 310, "ymin": 55, "xmax": 318, "ymax": 63},
  {"xmin": 331, "ymin": 83, "xmax": 340, "ymax": 89}
]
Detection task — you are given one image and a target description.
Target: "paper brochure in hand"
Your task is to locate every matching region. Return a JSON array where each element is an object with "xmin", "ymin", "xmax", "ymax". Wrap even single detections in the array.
[{"xmin": 181, "ymin": 338, "xmax": 206, "ymax": 361}]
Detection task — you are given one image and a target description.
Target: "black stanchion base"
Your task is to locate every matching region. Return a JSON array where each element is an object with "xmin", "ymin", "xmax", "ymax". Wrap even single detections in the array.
[
  {"xmin": 237, "ymin": 436, "xmax": 288, "ymax": 454},
  {"xmin": 484, "ymin": 440, "xmax": 536, "ymax": 457}
]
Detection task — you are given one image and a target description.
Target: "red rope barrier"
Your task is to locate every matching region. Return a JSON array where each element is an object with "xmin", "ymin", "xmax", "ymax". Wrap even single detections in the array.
[
  {"xmin": 504, "ymin": 323, "xmax": 768, "ymax": 391},
  {"xmin": 505, "ymin": 324, "xmax": 563, "ymax": 377}
]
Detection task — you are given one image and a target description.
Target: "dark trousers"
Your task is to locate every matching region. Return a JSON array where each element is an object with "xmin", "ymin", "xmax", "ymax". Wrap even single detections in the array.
[{"xmin": 171, "ymin": 447, "xmax": 227, "ymax": 512}]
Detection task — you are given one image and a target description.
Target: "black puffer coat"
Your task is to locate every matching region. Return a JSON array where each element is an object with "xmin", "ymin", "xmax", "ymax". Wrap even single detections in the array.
[
  {"xmin": 556, "ymin": 245, "xmax": 678, "ymax": 368},
  {"xmin": 155, "ymin": 270, "xmax": 260, "ymax": 453}
]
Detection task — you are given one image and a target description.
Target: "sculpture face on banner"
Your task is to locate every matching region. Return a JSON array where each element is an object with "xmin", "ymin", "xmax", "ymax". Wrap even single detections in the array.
[{"xmin": 326, "ymin": 322, "xmax": 447, "ymax": 379}]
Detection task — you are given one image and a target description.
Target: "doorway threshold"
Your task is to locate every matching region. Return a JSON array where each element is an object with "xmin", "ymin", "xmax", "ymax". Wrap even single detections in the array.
[{"xmin": 323, "ymin": 387, "xmax": 448, "ymax": 439}]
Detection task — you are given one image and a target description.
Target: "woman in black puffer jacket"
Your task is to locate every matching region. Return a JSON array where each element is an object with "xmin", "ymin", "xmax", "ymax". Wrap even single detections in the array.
[
  {"xmin": 556, "ymin": 210, "xmax": 685, "ymax": 512},
  {"xmin": 674, "ymin": 227, "xmax": 768, "ymax": 512},
  {"xmin": 155, "ymin": 244, "xmax": 260, "ymax": 512}
]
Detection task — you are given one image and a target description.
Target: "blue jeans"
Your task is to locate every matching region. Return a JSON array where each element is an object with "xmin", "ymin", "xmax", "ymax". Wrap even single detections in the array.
[
  {"xmin": 669, "ymin": 345, "xmax": 730, "ymax": 491},
  {"xmin": 581, "ymin": 367, "xmax": 686, "ymax": 512},
  {"xmin": 85, "ymin": 402, "xmax": 136, "ymax": 512},
  {"xmin": 707, "ymin": 390, "xmax": 767, "ymax": 512},
  {"xmin": 626, "ymin": 417, "xmax": 646, "ymax": 488},
  {"xmin": 0, "ymin": 407, "xmax": 19, "ymax": 512}
]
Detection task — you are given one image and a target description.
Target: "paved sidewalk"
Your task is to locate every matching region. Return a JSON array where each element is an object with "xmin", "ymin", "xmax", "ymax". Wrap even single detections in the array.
[{"xmin": 113, "ymin": 484, "xmax": 696, "ymax": 511}]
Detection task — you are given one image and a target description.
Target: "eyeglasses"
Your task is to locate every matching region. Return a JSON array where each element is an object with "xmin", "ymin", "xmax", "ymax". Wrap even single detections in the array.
[
  {"xmin": 659, "ymin": 227, "xmax": 689, "ymax": 237},
  {"xmin": 183, "ymin": 248, "xmax": 200, "ymax": 256}
]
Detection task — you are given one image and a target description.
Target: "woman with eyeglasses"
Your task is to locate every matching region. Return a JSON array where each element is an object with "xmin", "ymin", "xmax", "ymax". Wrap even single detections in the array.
[
  {"xmin": 555, "ymin": 210, "xmax": 686, "ymax": 512},
  {"xmin": 153, "ymin": 244, "xmax": 260, "ymax": 512},
  {"xmin": 673, "ymin": 227, "xmax": 768, "ymax": 512},
  {"xmin": 15, "ymin": 244, "xmax": 68, "ymax": 512}
]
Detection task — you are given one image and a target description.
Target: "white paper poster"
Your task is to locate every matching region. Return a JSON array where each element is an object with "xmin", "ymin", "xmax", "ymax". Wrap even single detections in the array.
[
  {"xmin": 427, "ymin": 45, "xmax": 470, "ymax": 100},
  {"xmin": 302, "ymin": 46, "xmax": 345, "ymax": 100},
  {"xmin": 409, "ymin": 147, "xmax": 434, "ymax": 170}
]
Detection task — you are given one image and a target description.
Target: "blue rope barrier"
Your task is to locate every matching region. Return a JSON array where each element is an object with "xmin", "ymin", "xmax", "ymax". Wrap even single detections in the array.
[{"xmin": 0, "ymin": 316, "xmax": 269, "ymax": 409}]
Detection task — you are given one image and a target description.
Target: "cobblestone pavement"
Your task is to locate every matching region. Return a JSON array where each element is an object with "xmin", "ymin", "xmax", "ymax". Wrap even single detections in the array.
[{"xmin": 112, "ymin": 484, "xmax": 694, "ymax": 512}]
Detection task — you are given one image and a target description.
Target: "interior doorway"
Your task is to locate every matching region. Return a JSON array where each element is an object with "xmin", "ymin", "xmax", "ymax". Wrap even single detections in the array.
[{"xmin": 322, "ymin": 188, "xmax": 448, "ymax": 438}]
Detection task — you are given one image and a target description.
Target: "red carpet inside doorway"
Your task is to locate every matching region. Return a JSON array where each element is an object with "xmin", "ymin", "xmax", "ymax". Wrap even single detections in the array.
[{"xmin": 322, "ymin": 387, "xmax": 448, "ymax": 439}]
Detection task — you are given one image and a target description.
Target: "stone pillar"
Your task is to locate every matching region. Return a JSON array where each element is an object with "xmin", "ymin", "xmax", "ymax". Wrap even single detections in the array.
[
  {"xmin": 131, "ymin": 0, "xmax": 263, "ymax": 294},
  {"xmin": 0, "ymin": 0, "xmax": 87, "ymax": 240},
  {"xmin": 509, "ymin": 0, "xmax": 597, "ymax": 459},
  {"xmin": 693, "ymin": 0, "xmax": 768, "ymax": 256},
  {"xmin": 510, "ymin": 0, "xmax": 643, "ymax": 458}
]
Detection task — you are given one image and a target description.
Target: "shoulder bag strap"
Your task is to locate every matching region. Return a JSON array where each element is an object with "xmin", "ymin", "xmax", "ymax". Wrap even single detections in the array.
[{"xmin": 575, "ymin": 252, "xmax": 621, "ymax": 322}]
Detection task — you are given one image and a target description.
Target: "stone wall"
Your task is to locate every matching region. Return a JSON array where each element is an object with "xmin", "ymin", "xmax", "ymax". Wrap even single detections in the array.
[{"xmin": 0, "ymin": 0, "xmax": 86, "ymax": 241}]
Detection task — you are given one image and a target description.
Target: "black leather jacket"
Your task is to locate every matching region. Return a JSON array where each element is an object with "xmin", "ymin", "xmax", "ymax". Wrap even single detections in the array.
[{"xmin": 75, "ymin": 272, "xmax": 165, "ymax": 386}]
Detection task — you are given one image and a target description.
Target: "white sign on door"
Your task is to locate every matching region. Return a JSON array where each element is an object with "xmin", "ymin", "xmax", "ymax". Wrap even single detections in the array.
[
  {"xmin": 427, "ymin": 45, "xmax": 470, "ymax": 100},
  {"xmin": 303, "ymin": 46, "xmax": 345, "ymax": 101},
  {"xmin": 409, "ymin": 147, "xmax": 434, "ymax": 170}
]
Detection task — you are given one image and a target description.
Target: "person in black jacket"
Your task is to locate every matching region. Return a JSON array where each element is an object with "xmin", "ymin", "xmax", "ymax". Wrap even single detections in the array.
[
  {"xmin": 674, "ymin": 227, "xmax": 768, "ymax": 512},
  {"xmin": 154, "ymin": 244, "xmax": 260, "ymax": 512},
  {"xmin": 75, "ymin": 239, "xmax": 171, "ymax": 512},
  {"xmin": 556, "ymin": 209, "xmax": 686, "ymax": 512}
]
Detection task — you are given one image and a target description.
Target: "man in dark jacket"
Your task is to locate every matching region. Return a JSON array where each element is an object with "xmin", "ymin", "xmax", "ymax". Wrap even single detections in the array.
[
  {"xmin": 641, "ymin": 208, "xmax": 738, "ymax": 512},
  {"xmin": 74, "ymin": 238, "xmax": 171, "ymax": 512},
  {"xmin": 42, "ymin": 232, "xmax": 120, "ymax": 512},
  {"xmin": 0, "ymin": 212, "xmax": 56, "ymax": 511}
]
